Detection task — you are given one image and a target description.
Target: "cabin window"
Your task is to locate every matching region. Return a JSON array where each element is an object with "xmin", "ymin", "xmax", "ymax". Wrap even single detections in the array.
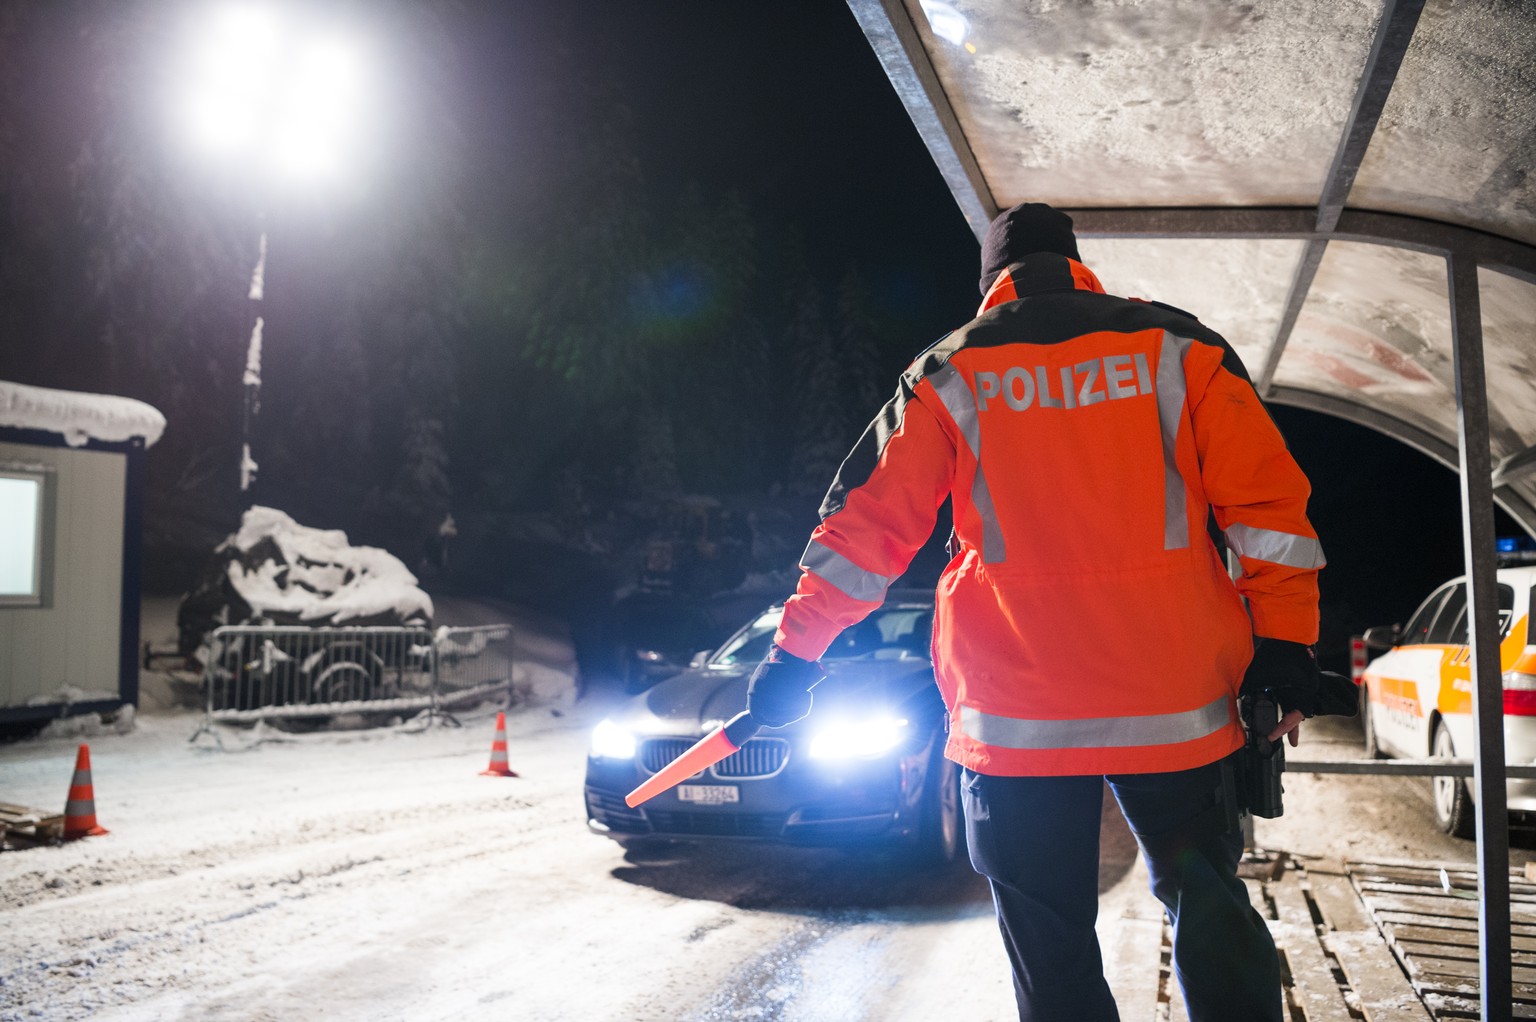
[{"xmin": 0, "ymin": 468, "xmax": 51, "ymax": 607}]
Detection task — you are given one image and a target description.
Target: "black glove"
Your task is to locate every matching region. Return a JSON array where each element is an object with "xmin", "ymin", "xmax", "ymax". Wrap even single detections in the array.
[
  {"xmin": 1241, "ymin": 638, "xmax": 1358, "ymax": 718},
  {"xmin": 746, "ymin": 644, "xmax": 824, "ymax": 728}
]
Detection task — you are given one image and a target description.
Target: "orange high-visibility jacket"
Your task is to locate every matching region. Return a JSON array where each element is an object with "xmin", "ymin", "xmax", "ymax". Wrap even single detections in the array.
[{"xmin": 774, "ymin": 253, "xmax": 1324, "ymax": 776}]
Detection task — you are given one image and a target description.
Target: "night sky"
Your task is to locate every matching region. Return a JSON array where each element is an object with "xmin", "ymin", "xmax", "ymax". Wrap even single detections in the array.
[{"xmin": 452, "ymin": 2, "xmax": 981, "ymax": 329}]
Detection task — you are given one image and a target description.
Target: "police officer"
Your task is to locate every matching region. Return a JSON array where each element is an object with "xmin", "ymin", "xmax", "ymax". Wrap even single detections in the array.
[{"xmin": 745, "ymin": 203, "xmax": 1356, "ymax": 1020}]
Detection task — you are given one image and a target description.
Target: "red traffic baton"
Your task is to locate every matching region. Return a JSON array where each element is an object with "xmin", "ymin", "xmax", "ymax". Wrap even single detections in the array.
[{"xmin": 625, "ymin": 710, "xmax": 761, "ymax": 808}]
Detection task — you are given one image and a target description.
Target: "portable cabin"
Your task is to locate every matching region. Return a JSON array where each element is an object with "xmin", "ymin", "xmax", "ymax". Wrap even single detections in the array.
[{"xmin": 0, "ymin": 380, "xmax": 165, "ymax": 724}]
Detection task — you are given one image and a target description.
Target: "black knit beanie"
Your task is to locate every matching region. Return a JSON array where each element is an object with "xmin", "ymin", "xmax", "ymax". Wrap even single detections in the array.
[{"xmin": 979, "ymin": 203, "xmax": 1081, "ymax": 295}]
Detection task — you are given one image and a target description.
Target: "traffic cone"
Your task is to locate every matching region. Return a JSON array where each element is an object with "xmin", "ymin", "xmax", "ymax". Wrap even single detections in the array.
[
  {"xmin": 479, "ymin": 712, "xmax": 519, "ymax": 777},
  {"xmin": 63, "ymin": 743, "xmax": 108, "ymax": 839}
]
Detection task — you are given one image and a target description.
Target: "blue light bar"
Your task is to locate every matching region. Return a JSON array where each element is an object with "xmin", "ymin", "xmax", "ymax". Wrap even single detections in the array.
[{"xmin": 1496, "ymin": 536, "xmax": 1536, "ymax": 565}]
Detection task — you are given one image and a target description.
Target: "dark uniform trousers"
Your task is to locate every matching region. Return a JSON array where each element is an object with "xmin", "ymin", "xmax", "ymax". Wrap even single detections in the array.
[{"xmin": 962, "ymin": 751, "xmax": 1283, "ymax": 1022}]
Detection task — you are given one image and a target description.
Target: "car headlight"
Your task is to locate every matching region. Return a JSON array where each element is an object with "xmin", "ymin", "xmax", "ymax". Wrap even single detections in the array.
[
  {"xmin": 808, "ymin": 717, "xmax": 910, "ymax": 760},
  {"xmin": 591, "ymin": 719, "xmax": 638, "ymax": 759}
]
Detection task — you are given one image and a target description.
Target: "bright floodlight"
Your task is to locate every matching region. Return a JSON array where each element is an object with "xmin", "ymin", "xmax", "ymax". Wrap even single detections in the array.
[
  {"xmin": 180, "ymin": 3, "xmax": 281, "ymax": 158},
  {"xmin": 267, "ymin": 35, "xmax": 366, "ymax": 183},
  {"xmin": 176, "ymin": 2, "xmax": 368, "ymax": 186}
]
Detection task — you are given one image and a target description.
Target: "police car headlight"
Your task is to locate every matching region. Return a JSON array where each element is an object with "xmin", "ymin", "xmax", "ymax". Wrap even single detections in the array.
[
  {"xmin": 808, "ymin": 717, "xmax": 910, "ymax": 760},
  {"xmin": 590, "ymin": 719, "xmax": 638, "ymax": 760}
]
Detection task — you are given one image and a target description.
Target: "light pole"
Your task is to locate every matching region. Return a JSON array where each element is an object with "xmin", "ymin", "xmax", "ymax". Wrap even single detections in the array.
[
  {"xmin": 173, "ymin": 2, "xmax": 370, "ymax": 498},
  {"xmin": 241, "ymin": 228, "xmax": 266, "ymax": 493}
]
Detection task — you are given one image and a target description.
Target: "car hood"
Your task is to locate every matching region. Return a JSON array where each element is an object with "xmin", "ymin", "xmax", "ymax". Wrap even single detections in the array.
[{"xmin": 616, "ymin": 658, "xmax": 939, "ymax": 737}]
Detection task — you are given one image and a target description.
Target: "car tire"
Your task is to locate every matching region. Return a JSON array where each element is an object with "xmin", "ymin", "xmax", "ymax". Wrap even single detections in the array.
[
  {"xmin": 907, "ymin": 746, "xmax": 963, "ymax": 866},
  {"xmin": 312, "ymin": 659, "xmax": 376, "ymax": 704},
  {"xmin": 1362, "ymin": 686, "xmax": 1385, "ymax": 760},
  {"xmin": 1431, "ymin": 722, "xmax": 1475, "ymax": 839},
  {"xmin": 310, "ymin": 644, "xmax": 383, "ymax": 705}
]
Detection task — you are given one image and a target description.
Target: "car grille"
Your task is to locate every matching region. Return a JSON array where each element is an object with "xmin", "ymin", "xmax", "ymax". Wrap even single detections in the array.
[
  {"xmin": 641, "ymin": 736, "xmax": 790, "ymax": 778},
  {"xmin": 646, "ymin": 811, "xmax": 787, "ymax": 838}
]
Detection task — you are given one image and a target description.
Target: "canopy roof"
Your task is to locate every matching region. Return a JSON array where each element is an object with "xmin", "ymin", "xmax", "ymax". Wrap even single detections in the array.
[{"xmin": 850, "ymin": 0, "xmax": 1536, "ymax": 530}]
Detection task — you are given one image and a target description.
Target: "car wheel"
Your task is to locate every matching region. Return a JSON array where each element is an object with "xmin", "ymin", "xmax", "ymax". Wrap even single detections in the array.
[
  {"xmin": 1362, "ymin": 686, "xmax": 1385, "ymax": 759},
  {"xmin": 312, "ymin": 659, "xmax": 375, "ymax": 704},
  {"xmin": 1431, "ymin": 723, "xmax": 1475, "ymax": 839},
  {"xmin": 907, "ymin": 746, "xmax": 963, "ymax": 866}
]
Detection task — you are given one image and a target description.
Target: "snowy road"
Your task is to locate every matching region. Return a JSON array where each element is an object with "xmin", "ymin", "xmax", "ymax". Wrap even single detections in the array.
[
  {"xmin": 1, "ymin": 701, "xmax": 1027, "ymax": 1022},
  {"xmin": 3, "ymin": 602, "xmax": 1533, "ymax": 1021}
]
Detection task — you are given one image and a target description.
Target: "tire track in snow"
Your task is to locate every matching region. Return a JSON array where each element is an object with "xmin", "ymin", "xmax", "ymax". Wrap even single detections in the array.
[
  {"xmin": 2, "ymin": 788, "xmax": 547, "ymax": 910},
  {"xmin": 691, "ymin": 922, "xmax": 832, "ymax": 1021},
  {"xmin": 0, "ymin": 750, "xmax": 590, "ymax": 1020}
]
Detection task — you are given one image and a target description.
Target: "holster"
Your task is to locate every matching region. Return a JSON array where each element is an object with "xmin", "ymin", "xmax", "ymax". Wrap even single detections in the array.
[{"xmin": 1236, "ymin": 693, "xmax": 1286, "ymax": 821}]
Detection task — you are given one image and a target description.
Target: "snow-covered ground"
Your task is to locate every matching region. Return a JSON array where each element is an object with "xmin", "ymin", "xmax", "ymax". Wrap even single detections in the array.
[
  {"xmin": 0, "ymin": 689, "xmax": 1037, "ymax": 1022},
  {"xmin": 0, "ymin": 595, "xmax": 1018, "ymax": 1021},
  {"xmin": 3, "ymin": 595, "xmax": 1532, "ymax": 1021}
]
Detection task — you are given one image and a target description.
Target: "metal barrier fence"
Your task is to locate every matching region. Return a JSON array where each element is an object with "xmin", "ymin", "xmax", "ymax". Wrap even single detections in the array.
[
  {"xmin": 198, "ymin": 624, "xmax": 515, "ymax": 727},
  {"xmin": 1286, "ymin": 758, "xmax": 1536, "ymax": 779},
  {"xmin": 1243, "ymin": 757, "xmax": 1536, "ymax": 852},
  {"xmin": 431, "ymin": 624, "xmax": 516, "ymax": 713}
]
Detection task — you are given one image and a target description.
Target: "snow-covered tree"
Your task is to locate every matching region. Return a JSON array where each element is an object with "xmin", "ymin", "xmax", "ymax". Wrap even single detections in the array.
[
  {"xmin": 837, "ymin": 267, "xmax": 888, "ymax": 438},
  {"xmin": 786, "ymin": 273, "xmax": 847, "ymax": 498},
  {"xmin": 631, "ymin": 404, "xmax": 681, "ymax": 501}
]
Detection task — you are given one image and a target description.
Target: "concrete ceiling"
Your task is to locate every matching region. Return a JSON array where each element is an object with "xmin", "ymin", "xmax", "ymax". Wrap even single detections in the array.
[{"xmin": 848, "ymin": 0, "xmax": 1536, "ymax": 531}]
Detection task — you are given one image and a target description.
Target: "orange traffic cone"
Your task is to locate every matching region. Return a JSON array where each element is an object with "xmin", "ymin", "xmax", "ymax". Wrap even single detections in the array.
[
  {"xmin": 479, "ymin": 712, "xmax": 519, "ymax": 777},
  {"xmin": 63, "ymin": 743, "xmax": 108, "ymax": 839}
]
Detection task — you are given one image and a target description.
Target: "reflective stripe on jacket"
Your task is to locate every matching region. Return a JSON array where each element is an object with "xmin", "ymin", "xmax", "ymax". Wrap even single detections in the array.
[{"xmin": 774, "ymin": 253, "xmax": 1324, "ymax": 776}]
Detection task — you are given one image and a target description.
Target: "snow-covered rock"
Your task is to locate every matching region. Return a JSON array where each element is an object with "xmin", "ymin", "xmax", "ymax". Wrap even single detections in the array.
[{"xmin": 179, "ymin": 507, "xmax": 433, "ymax": 651}]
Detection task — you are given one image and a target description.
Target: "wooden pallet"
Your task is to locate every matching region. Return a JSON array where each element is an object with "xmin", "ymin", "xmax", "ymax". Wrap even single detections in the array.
[
  {"xmin": 1109, "ymin": 853, "xmax": 1536, "ymax": 1020},
  {"xmin": 0, "ymin": 801, "xmax": 64, "ymax": 849},
  {"xmin": 1244, "ymin": 855, "xmax": 1432, "ymax": 1022},
  {"xmin": 1108, "ymin": 852, "xmax": 1433, "ymax": 1021},
  {"xmin": 1348, "ymin": 859, "xmax": 1536, "ymax": 1020}
]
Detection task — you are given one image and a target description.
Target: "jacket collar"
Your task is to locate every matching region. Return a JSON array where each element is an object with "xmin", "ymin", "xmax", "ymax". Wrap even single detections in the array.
[{"xmin": 978, "ymin": 253, "xmax": 1105, "ymax": 314}]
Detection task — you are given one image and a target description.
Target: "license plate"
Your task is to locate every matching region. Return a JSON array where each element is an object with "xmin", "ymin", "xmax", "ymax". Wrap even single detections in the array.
[{"xmin": 677, "ymin": 784, "xmax": 739, "ymax": 804}]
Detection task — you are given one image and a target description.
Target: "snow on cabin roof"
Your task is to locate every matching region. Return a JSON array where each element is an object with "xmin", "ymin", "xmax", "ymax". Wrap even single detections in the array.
[{"xmin": 0, "ymin": 379, "xmax": 166, "ymax": 448}]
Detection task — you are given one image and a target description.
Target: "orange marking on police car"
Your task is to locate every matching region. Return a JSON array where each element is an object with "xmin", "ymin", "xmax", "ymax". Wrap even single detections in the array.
[{"xmin": 1378, "ymin": 675, "xmax": 1423, "ymax": 718}]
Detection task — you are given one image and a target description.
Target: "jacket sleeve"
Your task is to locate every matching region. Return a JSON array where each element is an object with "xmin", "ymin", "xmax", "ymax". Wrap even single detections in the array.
[
  {"xmin": 774, "ymin": 379, "xmax": 957, "ymax": 660},
  {"xmin": 1185, "ymin": 340, "xmax": 1323, "ymax": 644}
]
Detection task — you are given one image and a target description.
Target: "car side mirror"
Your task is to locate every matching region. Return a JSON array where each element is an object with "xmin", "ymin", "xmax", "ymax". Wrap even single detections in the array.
[
  {"xmin": 689, "ymin": 650, "xmax": 712, "ymax": 669},
  {"xmin": 1361, "ymin": 624, "xmax": 1401, "ymax": 648}
]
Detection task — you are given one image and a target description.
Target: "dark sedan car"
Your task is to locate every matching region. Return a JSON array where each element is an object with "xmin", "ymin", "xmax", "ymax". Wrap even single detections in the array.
[{"xmin": 583, "ymin": 591, "xmax": 962, "ymax": 864}]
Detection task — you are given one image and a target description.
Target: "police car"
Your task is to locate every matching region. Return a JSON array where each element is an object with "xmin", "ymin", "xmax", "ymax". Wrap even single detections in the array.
[{"xmin": 1357, "ymin": 555, "xmax": 1536, "ymax": 837}]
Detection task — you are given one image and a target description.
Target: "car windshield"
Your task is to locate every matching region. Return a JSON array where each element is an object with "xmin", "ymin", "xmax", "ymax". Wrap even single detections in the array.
[{"xmin": 709, "ymin": 604, "xmax": 934, "ymax": 666}]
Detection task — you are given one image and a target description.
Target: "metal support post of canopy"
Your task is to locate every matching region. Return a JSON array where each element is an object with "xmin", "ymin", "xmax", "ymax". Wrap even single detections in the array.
[{"xmin": 1449, "ymin": 250, "xmax": 1514, "ymax": 1022}]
